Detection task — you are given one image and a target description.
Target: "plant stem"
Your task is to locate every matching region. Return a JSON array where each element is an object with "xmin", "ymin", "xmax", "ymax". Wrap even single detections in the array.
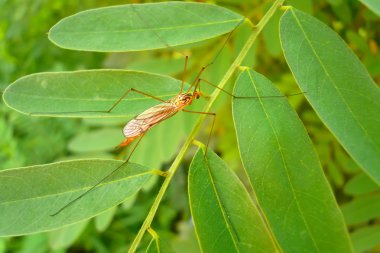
[{"xmin": 128, "ymin": 1, "xmax": 284, "ymax": 251}]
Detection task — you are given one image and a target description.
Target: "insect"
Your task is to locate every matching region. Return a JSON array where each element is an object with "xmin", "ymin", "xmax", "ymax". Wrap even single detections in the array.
[{"xmin": 117, "ymin": 63, "xmax": 206, "ymax": 148}]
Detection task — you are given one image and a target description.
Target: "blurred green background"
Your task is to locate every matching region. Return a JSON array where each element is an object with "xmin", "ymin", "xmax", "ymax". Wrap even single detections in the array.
[{"xmin": 1, "ymin": 0, "xmax": 380, "ymax": 252}]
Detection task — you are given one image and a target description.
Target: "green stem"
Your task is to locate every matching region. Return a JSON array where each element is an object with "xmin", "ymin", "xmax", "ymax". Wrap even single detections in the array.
[{"xmin": 128, "ymin": 1, "xmax": 284, "ymax": 251}]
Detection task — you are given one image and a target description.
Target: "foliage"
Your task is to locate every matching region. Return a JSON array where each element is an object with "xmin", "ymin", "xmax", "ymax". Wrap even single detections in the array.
[{"xmin": 1, "ymin": 0, "xmax": 380, "ymax": 252}]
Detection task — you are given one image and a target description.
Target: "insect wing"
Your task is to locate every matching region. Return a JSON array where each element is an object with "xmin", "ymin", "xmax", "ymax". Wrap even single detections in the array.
[{"xmin": 123, "ymin": 102, "xmax": 178, "ymax": 137}]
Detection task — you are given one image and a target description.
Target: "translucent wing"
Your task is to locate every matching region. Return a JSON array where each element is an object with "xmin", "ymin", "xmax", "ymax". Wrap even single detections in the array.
[{"xmin": 123, "ymin": 102, "xmax": 179, "ymax": 138}]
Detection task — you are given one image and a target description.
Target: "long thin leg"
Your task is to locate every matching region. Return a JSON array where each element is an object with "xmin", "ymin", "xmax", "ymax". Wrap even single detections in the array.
[
  {"xmin": 107, "ymin": 88, "xmax": 166, "ymax": 113},
  {"xmin": 180, "ymin": 56, "xmax": 189, "ymax": 93},
  {"xmin": 186, "ymin": 67, "xmax": 206, "ymax": 93},
  {"xmin": 204, "ymin": 18, "xmax": 245, "ymax": 69},
  {"xmin": 199, "ymin": 78, "xmax": 305, "ymax": 99},
  {"xmin": 182, "ymin": 109, "xmax": 216, "ymax": 156},
  {"xmin": 186, "ymin": 19, "xmax": 245, "ymax": 94},
  {"xmin": 30, "ymin": 88, "xmax": 166, "ymax": 116},
  {"xmin": 50, "ymin": 133, "xmax": 146, "ymax": 216}
]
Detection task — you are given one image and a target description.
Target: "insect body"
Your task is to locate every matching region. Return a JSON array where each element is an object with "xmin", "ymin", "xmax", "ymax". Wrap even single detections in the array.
[{"xmin": 120, "ymin": 91, "xmax": 201, "ymax": 147}]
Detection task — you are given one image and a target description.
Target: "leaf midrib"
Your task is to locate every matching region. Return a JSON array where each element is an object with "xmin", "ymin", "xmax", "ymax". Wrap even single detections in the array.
[
  {"xmin": 53, "ymin": 19, "xmax": 242, "ymax": 35},
  {"xmin": 0, "ymin": 171, "xmax": 153, "ymax": 206},
  {"xmin": 203, "ymin": 154, "xmax": 240, "ymax": 252},
  {"xmin": 246, "ymin": 70, "xmax": 321, "ymax": 252},
  {"xmin": 6, "ymin": 90, "xmax": 174, "ymax": 102},
  {"xmin": 289, "ymin": 9, "xmax": 380, "ymax": 156}
]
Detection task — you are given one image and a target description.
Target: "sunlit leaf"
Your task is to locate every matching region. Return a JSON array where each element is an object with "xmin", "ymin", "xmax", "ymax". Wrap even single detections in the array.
[
  {"xmin": 189, "ymin": 147, "xmax": 277, "ymax": 253},
  {"xmin": 351, "ymin": 225, "xmax": 380, "ymax": 253},
  {"xmin": 341, "ymin": 194, "xmax": 380, "ymax": 225},
  {"xmin": 0, "ymin": 159, "xmax": 153, "ymax": 236},
  {"xmin": 232, "ymin": 69, "xmax": 353, "ymax": 252},
  {"xmin": 49, "ymin": 2, "xmax": 244, "ymax": 52},
  {"xmin": 344, "ymin": 173, "xmax": 380, "ymax": 196},
  {"xmin": 4, "ymin": 70, "xmax": 186, "ymax": 118},
  {"xmin": 262, "ymin": 3, "xmax": 282, "ymax": 57},
  {"xmin": 280, "ymin": 8, "xmax": 380, "ymax": 184}
]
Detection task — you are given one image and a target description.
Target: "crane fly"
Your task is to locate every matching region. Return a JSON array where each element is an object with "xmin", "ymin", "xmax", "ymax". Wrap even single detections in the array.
[
  {"xmin": 120, "ymin": 91, "xmax": 201, "ymax": 147},
  {"xmin": 119, "ymin": 67, "xmax": 205, "ymax": 148}
]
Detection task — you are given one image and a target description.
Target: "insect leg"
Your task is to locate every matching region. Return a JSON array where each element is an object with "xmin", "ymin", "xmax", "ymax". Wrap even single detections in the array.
[
  {"xmin": 182, "ymin": 109, "xmax": 216, "ymax": 156},
  {"xmin": 50, "ymin": 132, "xmax": 146, "ymax": 216},
  {"xmin": 180, "ymin": 56, "xmax": 189, "ymax": 93},
  {"xmin": 30, "ymin": 88, "xmax": 166, "ymax": 116},
  {"xmin": 106, "ymin": 88, "xmax": 166, "ymax": 113}
]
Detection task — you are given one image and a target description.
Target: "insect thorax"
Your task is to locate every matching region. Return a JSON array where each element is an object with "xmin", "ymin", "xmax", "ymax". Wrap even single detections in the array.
[{"xmin": 173, "ymin": 93, "xmax": 193, "ymax": 108}]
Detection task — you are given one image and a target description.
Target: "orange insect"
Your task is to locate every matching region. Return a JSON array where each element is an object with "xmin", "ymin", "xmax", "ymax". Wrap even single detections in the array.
[
  {"xmin": 51, "ymin": 61, "xmax": 212, "ymax": 215},
  {"xmin": 119, "ymin": 75, "xmax": 204, "ymax": 147}
]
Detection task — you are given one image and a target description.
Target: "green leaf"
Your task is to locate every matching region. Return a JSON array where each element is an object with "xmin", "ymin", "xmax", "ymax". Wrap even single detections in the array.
[
  {"xmin": 341, "ymin": 194, "xmax": 380, "ymax": 225},
  {"xmin": 20, "ymin": 234, "xmax": 49, "ymax": 253},
  {"xmin": 48, "ymin": 220, "xmax": 88, "ymax": 250},
  {"xmin": 68, "ymin": 128, "xmax": 122, "ymax": 153},
  {"xmin": 232, "ymin": 69, "xmax": 353, "ymax": 252},
  {"xmin": 262, "ymin": 3, "xmax": 282, "ymax": 57},
  {"xmin": 128, "ymin": 57, "xmax": 191, "ymax": 76},
  {"xmin": 280, "ymin": 8, "xmax": 380, "ymax": 184},
  {"xmin": 359, "ymin": 0, "xmax": 380, "ymax": 16},
  {"xmin": 48, "ymin": 2, "xmax": 244, "ymax": 52},
  {"xmin": 82, "ymin": 117, "xmax": 128, "ymax": 126},
  {"xmin": 94, "ymin": 206, "xmax": 116, "ymax": 232},
  {"xmin": 351, "ymin": 225, "xmax": 380, "ymax": 253},
  {"xmin": 4, "ymin": 70, "xmax": 186, "ymax": 118},
  {"xmin": 344, "ymin": 173, "xmax": 380, "ymax": 196},
  {"xmin": 326, "ymin": 161, "xmax": 344, "ymax": 187},
  {"xmin": 188, "ymin": 148, "xmax": 278, "ymax": 253},
  {"xmin": 0, "ymin": 159, "xmax": 153, "ymax": 236}
]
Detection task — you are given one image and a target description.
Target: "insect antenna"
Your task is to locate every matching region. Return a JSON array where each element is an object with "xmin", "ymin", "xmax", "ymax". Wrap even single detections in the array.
[
  {"xmin": 187, "ymin": 19, "xmax": 245, "ymax": 94},
  {"xmin": 198, "ymin": 78, "xmax": 306, "ymax": 99}
]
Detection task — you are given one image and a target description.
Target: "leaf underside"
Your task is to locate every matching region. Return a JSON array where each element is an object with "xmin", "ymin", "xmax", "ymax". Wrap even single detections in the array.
[
  {"xmin": 0, "ymin": 159, "xmax": 153, "ymax": 236},
  {"xmin": 49, "ymin": 2, "xmax": 244, "ymax": 52},
  {"xmin": 280, "ymin": 8, "xmax": 380, "ymax": 184},
  {"xmin": 4, "ymin": 70, "xmax": 188, "ymax": 118},
  {"xmin": 232, "ymin": 69, "xmax": 353, "ymax": 252},
  {"xmin": 189, "ymin": 148, "xmax": 277, "ymax": 253}
]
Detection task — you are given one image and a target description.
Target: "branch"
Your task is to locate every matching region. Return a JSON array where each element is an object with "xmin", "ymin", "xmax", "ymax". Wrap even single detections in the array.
[{"xmin": 128, "ymin": 0, "xmax": 285, "ymax": 251}]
